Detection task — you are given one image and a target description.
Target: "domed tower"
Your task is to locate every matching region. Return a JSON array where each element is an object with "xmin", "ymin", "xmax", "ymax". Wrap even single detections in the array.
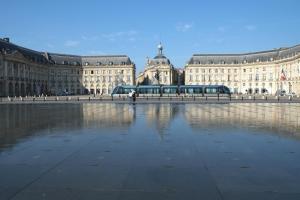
[{"xmin": 136, "ymin": 43, "xmax": 177, "ymax": 85}]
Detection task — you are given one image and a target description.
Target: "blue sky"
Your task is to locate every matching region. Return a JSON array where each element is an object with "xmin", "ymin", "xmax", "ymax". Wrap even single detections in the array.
[{"xmin": 1, "ymin": 0, "xmax": 300, "ymax": 73}]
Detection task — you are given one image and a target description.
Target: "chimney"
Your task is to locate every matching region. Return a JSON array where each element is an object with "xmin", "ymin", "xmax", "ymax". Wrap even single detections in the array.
[{"xmin": 3, "ymin": 38, "xmax": 10, "ymax": 43}]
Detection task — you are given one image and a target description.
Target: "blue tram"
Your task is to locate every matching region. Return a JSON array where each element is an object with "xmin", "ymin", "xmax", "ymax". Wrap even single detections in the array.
[{"xmin": 112, "ymin": 85, "xmax": 231, "ymax": 97}]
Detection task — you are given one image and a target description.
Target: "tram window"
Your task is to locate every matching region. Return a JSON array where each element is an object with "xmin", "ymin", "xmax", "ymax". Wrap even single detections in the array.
[
  {"xmin": 187, "ymin": 88, "xmax": 194, "ymax": 94},
  {"xmin": 193, "ymin": 87, "xmax": 202, "ymax": 94},
  {"xmin": 163, "ymin": 88, "xmax": 177, "ymax": 94},
  {"xmin": 205, "ymin": 87, "xmax": 217, "ymax": 93}
]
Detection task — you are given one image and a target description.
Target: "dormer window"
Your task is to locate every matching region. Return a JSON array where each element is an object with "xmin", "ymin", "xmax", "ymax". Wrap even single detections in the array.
[
  {"xmin": 256, "ymin": 58, "xmax": 260, "ymax": 62},
  {"xmin": 85, "ymin": 62, "xmax": 89, "ymax": 66},
  {"xmin": 269, "ymin": 57, "xmax": 273, "ymax": 61},
  {"xmin": 97, "ymin": 62, "xmax": 101, "ymax": 66},
  {"xmin": 243, "ymin": 60, "xmax": 247, "ymax": 64},
  {"xmin": 121, "ymin": 62, "xmax": 125, "ymax": 65},
  {"xmin": 62, "ymin": 61, "xmax": 68, "ymax": 65},
  {"xmin": 109, "ymin": 61, "xmax": 113, "ymax": 65}
]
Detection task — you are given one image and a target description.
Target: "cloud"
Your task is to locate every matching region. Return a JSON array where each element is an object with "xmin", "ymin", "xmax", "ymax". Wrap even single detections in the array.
[
  {"xmin": 102, "ymin": 30, "xmax": 138, "ymax": 42},
  {"xmin": 244, "ymin": 25, "xmax": 257, "ymax": 31},
  {"xmin": 176, "ymin": 23, "xmax": 193, "ymax": 32},
  {"xmin": 64, "ymin": 40, "xmax": 80, "ymax": 47}
]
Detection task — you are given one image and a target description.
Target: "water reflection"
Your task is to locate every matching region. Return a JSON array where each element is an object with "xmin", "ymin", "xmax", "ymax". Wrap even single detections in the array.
[
  {"xmin": 184, "ymin": 103, "xmax": 300, "ymax": 139},
  {"xmin": 1, "ymin": 103, "xmax": 300, "ymax": 150}
]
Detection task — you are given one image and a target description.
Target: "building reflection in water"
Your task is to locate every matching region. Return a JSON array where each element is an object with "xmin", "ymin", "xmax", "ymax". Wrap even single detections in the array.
[
  {"xmin": 0, "ymin": 103, "xmax": 136, "ymax": 150},
  {"xmin": 1, "ymin": 103, "xmax": 300, "ymax": 150},
  {"xmin": 140, "ymin": 104, "xmax": 179, "ymax": 137},
  {"xmin": 184, "ymin": 103, "xmax": 300, "ymax": 139}
]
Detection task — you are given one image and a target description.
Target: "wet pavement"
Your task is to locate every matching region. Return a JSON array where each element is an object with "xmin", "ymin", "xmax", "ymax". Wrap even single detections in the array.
[{"xmin": 0, "ymin": 103, "xmax": 300, "ymax": 200}]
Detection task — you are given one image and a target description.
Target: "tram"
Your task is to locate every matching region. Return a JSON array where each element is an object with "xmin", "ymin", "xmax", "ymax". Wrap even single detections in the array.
[{"xmin": 112, "ymin": 85, "xmax": 231, "ymax": 97}]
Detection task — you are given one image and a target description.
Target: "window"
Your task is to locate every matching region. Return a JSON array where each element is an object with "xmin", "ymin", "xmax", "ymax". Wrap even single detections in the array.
[
  {"xmin": 269, "ymin": 73, "xmax": 273, "ymax": 80},
  {"xmin": 255, "ymin": 74, "xmax": 259, "ymax": 81},
  {"xmin": 249, "ymin": 74, "xmax": 252, "ymax": 81},
  {"xmin": 91, "ymin": 70, "xmax": 94, "ymax": 75},
  {"xmin": 243, "ymin": 69, "xmax": 246, "ymax": 72}
]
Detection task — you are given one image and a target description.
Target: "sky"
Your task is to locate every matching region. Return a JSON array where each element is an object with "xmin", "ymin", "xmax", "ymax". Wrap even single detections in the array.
[{"xmin": 1, "ymin": 0, "xmax": 300, "ymax": 73}]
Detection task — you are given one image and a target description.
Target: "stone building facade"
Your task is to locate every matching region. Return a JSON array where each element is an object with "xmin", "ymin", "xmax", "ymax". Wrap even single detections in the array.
[
  {"xmin": 0, "ymin": 38, "xmax": 135, "ymax": 97},
  {"xmin": 136, "ymin": 43, "xmax": 177, "ymax": 85},
  {"xmin": 185, "ymin": 45, "xmax": 300, "ymax": 95}
]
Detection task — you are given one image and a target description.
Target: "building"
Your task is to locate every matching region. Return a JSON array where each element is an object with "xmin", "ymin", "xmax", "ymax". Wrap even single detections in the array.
[
  {"xmin": 136, "ymin": 43, "xmax": 177, "ymax": 85},
  {"xmin": 0, "ymin": 38, "xmax": 135, "ymax": 97},
  {"xmin": 185, "ymin": 45, "xmax": 300, "ymax": 95}
]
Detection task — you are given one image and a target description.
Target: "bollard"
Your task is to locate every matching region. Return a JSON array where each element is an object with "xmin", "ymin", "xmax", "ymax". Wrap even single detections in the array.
[
  {"xmin": 111, "ymin": 96, "xmax": 113, "ymax": 101},
  {"xmin": 33, "ymin": 97, "xmax": 36, "ymax": 101},
  {"xmin": 265, "ymin": 96, "xmax": 268, "ymax": 101},
  {"xmin": 278, "ymin": 96, "xmax": 280, "ymax": 102},
  {"xmin": 242, "ymin": 96, "xmax": 244, "ymax": 101},
  {"xmin": 289, "ymin": 96, "xmax": 292, "ymax": 101},
  {"xmin": 89, "ymin": 97, "xmax": 91, "ymax": 101},
  {"xmin": 182, "ymin": 96, "xmax": 183, "ymax": 101},
  {"xmin": 147, "ymin": 96, "xmax": 148, "ymax": 101},
  {"xmin": 193, "ymin": 96, "xmax": 195, "ymax": 101},
  {"xmin": 206, "ymin": 96, "xmax": 208, "ymax": 101},
  {"xmin": 77, "ymin": 97, "xmax": 80, "ymax": 101},
  {"xmin": 253, "ymin": 96, "xmax": 255, "ymax": 101},
  {"xmin": 230, "ymin": 95, "xmax": 231, "ymax": 101}
]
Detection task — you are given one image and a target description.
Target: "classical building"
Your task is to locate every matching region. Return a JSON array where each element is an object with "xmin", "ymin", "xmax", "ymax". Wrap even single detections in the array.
[
  {"xmin": 136, "ymin": 43, "xmax": 177, "ymax": 85},
  {"xmin": 185, "ymin": 45, "xmax": 300, "ymax": 95},
  {"xmin": 0, "ymin": 38, "xmax": 135, "ymax": 97}
]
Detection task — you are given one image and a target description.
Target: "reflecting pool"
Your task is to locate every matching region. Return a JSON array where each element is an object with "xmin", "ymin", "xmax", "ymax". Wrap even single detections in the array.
[{"xmin": 0, "ymin": 103, "xmax": 300, "ymax": 200}]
